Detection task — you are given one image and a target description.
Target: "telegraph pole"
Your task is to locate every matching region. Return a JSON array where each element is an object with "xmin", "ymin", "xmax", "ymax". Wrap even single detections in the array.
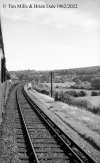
[{"xmin": 51, "ymin": 71, "xmax": 53, "ymax": 97}]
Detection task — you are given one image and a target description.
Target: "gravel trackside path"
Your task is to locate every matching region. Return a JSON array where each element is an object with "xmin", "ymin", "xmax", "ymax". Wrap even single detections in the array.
[{"xmin": 0, "ymin": 85, "xmax": 20, "ymax": 163}]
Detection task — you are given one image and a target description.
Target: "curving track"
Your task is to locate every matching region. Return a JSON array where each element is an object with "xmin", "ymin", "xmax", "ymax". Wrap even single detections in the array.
[{"xmin": 14, "ymin": 85, "xmax": 96, "ymax": 163}]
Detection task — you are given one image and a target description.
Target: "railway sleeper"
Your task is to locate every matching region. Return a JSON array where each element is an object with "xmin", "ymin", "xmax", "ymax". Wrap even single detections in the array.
[
  {"xmin": 38, "ymin": 156, "xmax": 70, "ymax": 161},
  {"xmin": 17, "ymin": 139, "xmax": 26, "ymax": 143},
  {"xmin": 18, "ymin": 147, "xmax": 27, "ymax": 153},
  {"xmin": 30, "ymin": 137, "xmax": 55, "ymax": 140},
  {"xmin": 28, "ymin": 127, "xmax": 47, "ymax": 130},
  {"xmin": 34, "ymin": 144, "xmax": 60, "ymax": 148},
  {"xmin": 26, "ymin": 124, "xmax": 44, "ymax": 128},
  {"xmin": 19, "ymin": 153, "xmax": 29, "ymax": 160},
  {"xmin": 30, "ymin": 134, "xmax": 53, "ymax": 139},
  {"xmin": 18, "ymin": 143, "xmax": 27, "ymax": 148},
  {"xmin": 16, "ymin": 131, "xmax": 24, "ymax": 135},
  {"xmin": 29, "ymin": 131, "xmax": 51, "ymax": 136},
  {"xmin": 36, "ymin": 148, "xmax": 64, "ymax": 153},
  {"xmin": 28, "ymin": 128, "xmax": 50, "ymax": 132},
  {"xmin": 37, "ymin": 151, "xmax": 67, "ymax": 157},
  {"xmin": 38, "ymin": 160, "xmax": 71, "ymax": 163},
  {"xmin": 16, "ymin": 135, "xmax": 25, "ymax": 138},
  {"xmin": 31, "ymin": 139, "xmax": 58, "ymax": 143}
]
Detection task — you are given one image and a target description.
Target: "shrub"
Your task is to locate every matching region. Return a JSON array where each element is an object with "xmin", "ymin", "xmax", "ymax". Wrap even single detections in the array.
[
  {"xmin": 79, "ymin": 91, "xmax": 87, "ymax": 97},
  {"xmin": 65, "ymin": 90, "xmax": 79, "ymax": 97},
  {"xmin": 54, "ymin": 91, "xmax": 73, "ymax": 104},
  {"xmin": 54, "ymin": 91, "xmax": 65, "ymax": 101},
  {"xmin": 72, "ymin": 99, "xmax": 92, "ymax": 109},
  {"xmin": 32, "ymin": 83, "xmax": 50, "ymax": 95},
  {"xmin": 91, "ymin": 91, "xmax": 99, "ymax": 96},
  {"xmin": 65, "ymin": 90, "xmax": 86, "ymax": 97},
  {"xmin": 54, "ymin": 91, "xmax": 60, "ymax": 101},
  {"xmin": 91, "ymin": 107, "xmax": 100, "ymax": 114},
  {"xmin": 91, "ymin": 78, "xmax": 100, "ymax": 90},
  {"xmin": 63, "ymin": 94, "xmax": 73, "ymax": 104},
  {"xmin": 41, "ymin": 89, "xmax": 50, "ymax": 95}
]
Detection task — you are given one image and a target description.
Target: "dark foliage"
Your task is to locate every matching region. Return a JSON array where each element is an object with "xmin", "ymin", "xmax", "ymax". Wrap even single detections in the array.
[
  {"xmin": 54, "ymin": 91, "xmax": 73, "ymax": 103},
  {"xmin": 65, "ymin": 90, "xmax": 86, "ymax": 97},
  {"xmin": 32, "ymin": 83, "xmax": 50, "ymax": 95},
  {"xmin": 79, "ymin": 91, "xmax": 87, "ymax": 97},
  {"xmin": 91, "ymin": 91, "xmax": 100, "ymax": 96},
  {"xmin": 41, "ymin": 89, "xmax": 50, "ymax": 95},
  {"xmin": 91, "ymin": 78, "xmax": 100, "ymax": 90}
]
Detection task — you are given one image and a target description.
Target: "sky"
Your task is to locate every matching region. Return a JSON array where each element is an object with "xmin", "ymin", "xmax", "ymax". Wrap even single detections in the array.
[{"xmin": 0, "ymin": 0, "xmax": 100, "ymax": 71}]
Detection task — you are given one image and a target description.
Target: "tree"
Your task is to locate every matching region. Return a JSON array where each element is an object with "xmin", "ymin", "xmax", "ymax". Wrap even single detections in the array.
[{"xmin": 91, "ymin": 78, "xmax": 100, "ymax": 90}]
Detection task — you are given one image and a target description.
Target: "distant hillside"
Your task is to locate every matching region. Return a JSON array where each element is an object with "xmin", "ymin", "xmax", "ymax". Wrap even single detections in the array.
[
  {"xmin": 9, "ymin": 66, "xmax": 100, "ymax": 89},
  {"xmin": 54, "ymin": 66, "xmax": 100, "ymax": 76},
  {"xmin": 9, "ymin": 66, "xmax": 100, "ymax": 75}
]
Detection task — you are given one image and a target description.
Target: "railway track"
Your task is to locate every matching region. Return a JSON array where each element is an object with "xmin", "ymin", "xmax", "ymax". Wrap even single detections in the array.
[{"xmin": 14, "ymin": 85, "xmax": 96, "ymax": 163}]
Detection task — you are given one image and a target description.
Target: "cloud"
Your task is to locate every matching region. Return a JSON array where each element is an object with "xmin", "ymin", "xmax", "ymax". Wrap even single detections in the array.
[{"xmin": 1, "ymin": 0, "xmax": 100, "ymax": 32}]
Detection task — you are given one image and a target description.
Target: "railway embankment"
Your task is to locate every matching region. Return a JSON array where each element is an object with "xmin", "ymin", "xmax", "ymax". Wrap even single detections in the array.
[
  {"xmin": 0, "ymin": 85, "xmax": 20, "ymax": 163},
  {"xmin": 25, "ymin": 86, "xmax": 100, "ymax": 163},
  {"xmin": 0, "ymin": 83, "xmax": 99, "ymax": 162}
]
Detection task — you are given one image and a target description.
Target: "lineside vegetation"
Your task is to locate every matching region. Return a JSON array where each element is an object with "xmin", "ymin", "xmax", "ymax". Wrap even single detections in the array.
[{"xmin": 31, "ymin": 83, "xmax": 100, "ymax": 115}]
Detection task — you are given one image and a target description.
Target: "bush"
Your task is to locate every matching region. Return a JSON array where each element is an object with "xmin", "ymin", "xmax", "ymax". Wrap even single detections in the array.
[
  {"xmin": 65, "ymin": 90, "xmax": 79, "ymax": 97},
  {"xmin": 54, "ymin": 91, "xmax": 73, "ymax": 104},
  {"xmin": 63, "ymin": 94, "xmax": 73, "ymax": 104},
  {"xmin": 54, "ymin": 91, "xmax": 60, "ymax": 101},
  {"xmin": 54, "ymin": 90, "xmax": 87, "ymax": 102},
  {"xmin": 32, "ymin": 83, "xmax": 50, "ymax": 95},
  {"xmin": 91, "ymin": 78, "xmax": 100, "ymax": 90},
  {"xmin": 41, "ymin": 89, "xmax": 50, "ymax": 95},
  {"xmin": 54, "ymin": 91, "xmax": 65, "ymax": 101},
  {"xmin": 79, "ymin": 91, "xmax": 87, "ymax": 97},
  {"xmin": 91, "ymin": 91, "xmax": 99, "ymax": 96},
  {"xmin": 91, "ymin": 107, "xmax": 100, "ymax": 114},
  {"xmin": 72, "ymin": 99, "xmax": 92, "ymax": 109},
  {"xmin": 65, "ymin": 90, "xmax": 86, "ymax": 97}
]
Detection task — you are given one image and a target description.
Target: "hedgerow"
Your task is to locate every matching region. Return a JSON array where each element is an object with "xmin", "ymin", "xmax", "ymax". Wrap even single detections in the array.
[
  {"xmin": 65, "ymin": 90, "xmax": 86, "ymax": 97},
  {"xmin": 54, "ymin": 91, "xmax": 100, "ymax": 114},
  {"xmin": 32, "ymin": 83, "xmax": 50, "ymax": 95},
  {"xmin": 91, "ymin": 91, "xmax": 100, "ymax": 96}
]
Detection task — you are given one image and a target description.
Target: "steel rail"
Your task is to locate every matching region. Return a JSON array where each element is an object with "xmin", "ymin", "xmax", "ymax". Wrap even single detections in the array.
[
  {"xmin": 23, "ymin": 88, "xmax": 96, "ymax": 163},
  {"xmin": 16, "ymin": 88, "xmax": 39, "ymax": 163}
]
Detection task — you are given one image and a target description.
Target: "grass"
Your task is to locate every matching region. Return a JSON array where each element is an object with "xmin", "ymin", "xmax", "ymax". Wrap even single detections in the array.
[
  {"xmin": 43, "ymin": 82, "xmax": 99, "ymax": 96},
  {"xmin": 54, "ymin": 90, "xmax": 100, "ymax": 114},
  {"xmin": 32, "ymin": 82, "xmax": 100, "ymax": 115},
  {"xmin": 43, "ymin": 82, "xmax": 75, "ymax": 88},
  {"xmin": 76, "ymin": 96, "xmax": 100, "ymax": 108}
]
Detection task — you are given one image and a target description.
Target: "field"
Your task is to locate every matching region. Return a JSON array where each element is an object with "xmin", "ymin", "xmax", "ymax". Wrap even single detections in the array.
[
  {"xmin": 43, "ymin": 82, "xmax": 100, "ymax": 109},
  {"xmin": 43, "ymin": 81, "xmax": 75, "ymax": 88}
]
